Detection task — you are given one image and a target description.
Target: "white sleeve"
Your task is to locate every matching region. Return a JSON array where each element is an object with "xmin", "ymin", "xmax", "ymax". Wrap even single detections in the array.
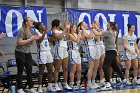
[{"xmin": 35, "ymin": 29, "xmax": 42, "ymax": 36}]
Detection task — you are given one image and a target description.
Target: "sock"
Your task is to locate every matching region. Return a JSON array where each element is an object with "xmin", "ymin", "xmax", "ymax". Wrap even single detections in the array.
[
  {"xmin": 70, "ymin": 82, "xmax": 74, "ymax": 87},
  {"xmin": 55, "ymin": 83, "xmax": 58, "ymax": 87},
  {"xmin": 48, "ymin": 83, "xmax": 52, "ymax": 87},
  {"xmin": 126, "ymin": 79, "xmax": 129, "ymax": 82},
  {"xmin": 92, "ymin": 80, "xmax": 95, "ymax": 84},
  {"xmin": 77, "ymin": 80, "xmax": 80, "ymax": 85},
  {"xmin": 100, "ymin": 79, "xmax": 104, "ymax": 83},
  {"xmin": 134, "ymin": 77, "xmax": 137, "ymax": 81},
  {"xmin": 64, "ymin": 82, "xmax": 67, "ymax": 86},
  {"xmin": 88, "ymin": 80, "xmax": 91, "ymax": 84}
]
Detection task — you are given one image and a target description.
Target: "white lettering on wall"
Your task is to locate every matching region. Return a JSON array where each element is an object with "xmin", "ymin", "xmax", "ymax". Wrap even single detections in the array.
[
  {"xmin": 79, "ymin": 12, "xmax": 91, "ymax": 24},
  {"xmin": 25, "ymin": 10, "xmax": 41, "ymax": 22},
  {"xmin": 37, "ymin": 10, "xmax": 43, "ymax": 22},
  {"xmin": 5, "ymin": 9, "xmax": 23, "ymax": 37},
  {"xmin": 108, "ymin": 14, "xmax": 116, "ymax": 22},
  {"xmin": 122, "ymin": 14, "xmax": 129, "ymax": 35},
  {"xmin": 94, "ymin": 13, "xmax": 107, "ymax": 30}
]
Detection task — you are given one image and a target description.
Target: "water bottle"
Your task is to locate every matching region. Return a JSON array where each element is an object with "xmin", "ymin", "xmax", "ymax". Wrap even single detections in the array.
[{"xmin": 11, "ymin": 85, "xmax": 16, "ymax": 93}]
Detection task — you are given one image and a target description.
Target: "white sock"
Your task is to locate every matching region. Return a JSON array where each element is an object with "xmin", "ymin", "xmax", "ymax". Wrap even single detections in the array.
[
  {"xmin": 64, "ymin": 82, "xmax": 67, "ymax": 86},
  {"xmin": 55, "ymin": 83, "xmax": 58, "ymax": 87},
  {"xmin": 134, "ymin": 77, "xmax": 137, "ymax": 81},
  {"xmin": 126, "ymin": 79, "xmax": 129, "ymax": 82},
  {"xmin": 48, "ymin": 83, "xmax": 52, "ymax": 87},
  {"xmin": 77, "ymin": 80, "xmax": 80, "ymax": 85},
  {"xmin": 92, "ymin": 80, "xmax": 95, "ymax": 84},
  {"xmin": 100, "ymin": 79, "xmax": 104, "ymax": 83},
  {"xmin": 88, "ymin": 80, "xmax": 91, "ymax": 84}
]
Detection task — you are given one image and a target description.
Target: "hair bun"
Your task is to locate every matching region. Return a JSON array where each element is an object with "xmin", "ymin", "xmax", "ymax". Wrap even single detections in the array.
[{"xmin": 127, "ymin": 24, "xmax": 130, "ymax": 27}]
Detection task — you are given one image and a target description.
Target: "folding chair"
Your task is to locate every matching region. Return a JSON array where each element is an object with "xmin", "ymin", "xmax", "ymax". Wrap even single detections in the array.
[
  {"xmin": 0, "ymin": 63, "xmax": 11, "ymax": 93},
  {"xmin": 6, "ymin": 59, "xmax": 28, "ymax": 90}
]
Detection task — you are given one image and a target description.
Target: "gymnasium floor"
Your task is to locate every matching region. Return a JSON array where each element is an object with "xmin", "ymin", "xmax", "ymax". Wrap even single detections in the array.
[{"xmin": 42, "ymin": 84, "xmax": 140, "ymax": 93}]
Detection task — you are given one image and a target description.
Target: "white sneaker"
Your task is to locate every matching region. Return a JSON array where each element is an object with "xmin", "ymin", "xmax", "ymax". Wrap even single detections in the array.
[
  {"xmin": 58, "ymin": 82, "xmax": 63, "ymax": 90},
  {"xmin": 29, "ymin": 88, "xmax": 38, "ymax": 93},
  {"xmin": 101, "ymin": 82, "xmax": 112, "ymax": 91},
  {"xmin": 38, "ymin": 87, "xmax": 43, "ymax": 93},
  {"xmin": 125, "ymin": 80, "xmax": 131, "ymax": 85},
  {"xmin": 17, "ymin": 89, "xmax": 25, "ymax": 93},
  {"xmin": 92, "ymin": 83, "xmax": 100, "ymax": 89},
  {"xmin": 137, "ymin": 79, "xmax": 140, "ymax": 84},
  {"xmin": 55, "ymin": 85, "xmax": 62, "ymax": 91},
  {"xmin": 64, "ymin": 84, "xmax": 72, "ymax": 90},
  {"xmin": 132, "ymin": 79, "xmax": 140, "ymax": 85},
  {"xmin": 87, "ymin": 83, "xmax": 96, "ymax": 90},
  {"xmin": 47, "ymin": 86, "xmax": 56, "ymax": 92},
  {"xmin": 110, "ymin": 78, "xmax": 116, "ymax": 85}
]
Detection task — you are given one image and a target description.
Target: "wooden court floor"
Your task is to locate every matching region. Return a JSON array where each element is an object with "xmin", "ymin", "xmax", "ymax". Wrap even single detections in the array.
[{"xmin": 100, "ymin": 89, "xmax": 140, "ymax": 93}]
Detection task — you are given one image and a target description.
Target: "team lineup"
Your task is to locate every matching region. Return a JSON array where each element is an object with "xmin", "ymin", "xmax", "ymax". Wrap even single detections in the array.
[{"xmin": 1, "ymin": 17, "xmax": 140, "ymax": 93}]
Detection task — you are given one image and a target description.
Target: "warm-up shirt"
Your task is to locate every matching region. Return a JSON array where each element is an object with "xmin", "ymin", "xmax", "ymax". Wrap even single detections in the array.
[
  {"xmin": 102, "ymin": 30, "xmax": 116, "ymax": 51},
  {"xmin": 15, "ymin": 27, "xmax": 34, "ymax": 53}
]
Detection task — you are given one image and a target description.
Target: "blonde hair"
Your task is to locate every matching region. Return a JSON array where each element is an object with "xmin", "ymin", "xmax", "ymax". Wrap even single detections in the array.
[{"xmin": 22, "ymin": 17, "xmax": 30, "ymax": 39}]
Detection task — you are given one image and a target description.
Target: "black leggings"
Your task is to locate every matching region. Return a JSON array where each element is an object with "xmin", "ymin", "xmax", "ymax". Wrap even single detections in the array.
[
  {"xmin": 15, "ymin": 50, "xmax": 33, "ymax": 89},
  {"xmin": 103, "ymin": 50, "xmax": 125, "ymax": 82}
]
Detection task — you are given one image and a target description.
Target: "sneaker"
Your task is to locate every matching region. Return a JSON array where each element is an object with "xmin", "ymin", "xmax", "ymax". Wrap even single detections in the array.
[
  {"xmin": 58, "ymin": 82, "xmax": 63, "ymax": 90},
  {"xmin": 122, "ymin": 80, "xmax": 131, "ymax": 86},
  {"xmin": 110, "ymin": 78, "xmax": 116, "ymax": 85},
  {"xmin": 29, "ymin": 88, "xmax": 38, "ymax": 93},
  {"xmin": 137, "ymin": 79, "xmax": 140, "ymax": 84},
  {"xmin": 100, "ymin": 82, "xmax": 112, "ymax": 91},
  {"xmin": 47, "ymin": 86, "xmax": 56, "ymax": 92},
  {"xmin": 55, "ymin": 85, "xmax": 62, "ymax": 91},
  {"xmin": 132, "ymin": 79, "xmax": 140, "ymax": 85},
  {"xmin": 87, "ymin": 83, "xmax": 96, "ymax": 90},
  {"xmin": 64, "ymin": 84, "xmax": 72, "ymax": 90},
  {"xmin": 17, "ymin": 89, "xmax": 25, "ymax": 93},
  {"xmin": 92, "ymin": 83, "xmax": 100, "ymax": 89},
  {"xmin": 38, "ymin": 87, "xmax": 43, "ymax": 93}
]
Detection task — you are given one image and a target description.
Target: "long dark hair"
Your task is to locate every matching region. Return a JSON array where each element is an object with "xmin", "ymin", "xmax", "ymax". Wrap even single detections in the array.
[
  {"xmin": 127, "ymin": 24, "xmax": 134, "ymax": 32},
  {"xmin": 77, "ymin": 21, "xmax": 84, "ymax": 30},
  {"xmin": 109, "ymin": 22, "xmax": 118, "ymax": 31},
  {"xmin": 33, "ymin": 21, "xmax": 42, "ymax": 30},
  {"xmin": 51, "ymin": 19, "xmax": 60, "ymax": 29}
]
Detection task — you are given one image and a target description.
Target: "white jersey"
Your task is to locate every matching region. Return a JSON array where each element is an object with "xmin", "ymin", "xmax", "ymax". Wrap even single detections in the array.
[
  {"xmin": 55, "ymin": 30, "xmax": 67, "ymax": 48},
  {"xmin": 37, "ymin": 34, "xmax": 51, "ymax": 52},
  {"xmin": 84, "ymin": 30, "xmax": 95, "ymax": 47},
  {"xmin": 123, "ymin": 33, "xmax": 137, "ymax": 51},
  {"xmin": 67, "ymin": 33, "xmax": 79, "ymax": 50}
]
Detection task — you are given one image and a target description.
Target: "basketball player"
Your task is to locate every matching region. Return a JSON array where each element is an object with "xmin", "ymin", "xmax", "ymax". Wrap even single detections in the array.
[
  {"xmin": 123, "ymin": 24, "xmax": 140, "ymax": 85},
  {"xmin": 52, "ymin": 19, "xmax": 72, "ymax": 91},
  {"xmin": 33, "ymin": 22, "xmax": 55, "ymax": 92},
  {"xmin": 67, "ymin": 24, "xmax": 82, "ymax": 89}
]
